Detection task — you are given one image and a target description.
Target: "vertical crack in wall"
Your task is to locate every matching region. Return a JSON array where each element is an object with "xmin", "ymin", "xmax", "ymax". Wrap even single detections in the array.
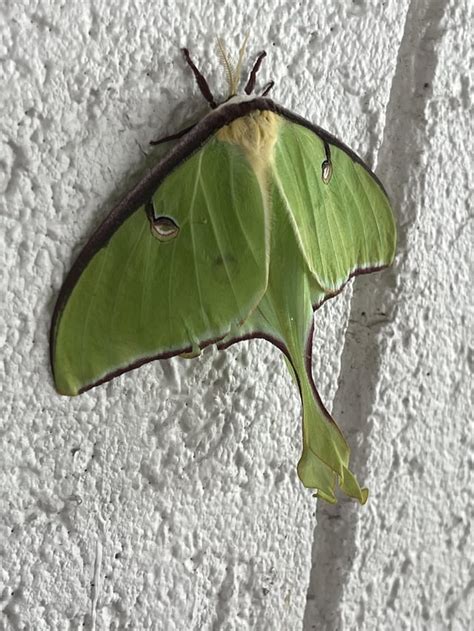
[{"xmin": 303, "ymin": 1, "xmax": 449, "ymax": 629}]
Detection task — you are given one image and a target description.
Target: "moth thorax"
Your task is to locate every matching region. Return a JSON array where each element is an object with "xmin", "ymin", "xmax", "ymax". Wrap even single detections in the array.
[{"xmin": 217, "ymin": 110, "xmax": 280, "ymax": 169}]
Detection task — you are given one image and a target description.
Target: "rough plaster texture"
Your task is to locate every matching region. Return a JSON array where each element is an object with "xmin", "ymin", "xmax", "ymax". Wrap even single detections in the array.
[{"xmin": 0, "ymin": 1, "xmax": 471, "ymax": 630}]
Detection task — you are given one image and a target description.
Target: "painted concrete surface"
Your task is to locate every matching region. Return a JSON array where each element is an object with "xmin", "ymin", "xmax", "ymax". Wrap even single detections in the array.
[
  {"xmin": 1, "ymin": 1, "xmax": 471, "ymax": 630},
  {"xmin": 304, "ymin": 1, "xmax": 473, "ymax": 630}
]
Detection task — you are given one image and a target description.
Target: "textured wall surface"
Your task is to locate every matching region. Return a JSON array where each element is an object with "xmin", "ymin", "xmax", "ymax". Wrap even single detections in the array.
[{"xmin": 1, "ymin": 1, "xmax": 471, "ymax": 630}]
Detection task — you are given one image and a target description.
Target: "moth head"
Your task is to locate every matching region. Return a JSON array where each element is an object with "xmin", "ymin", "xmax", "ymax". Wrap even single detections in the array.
[{"xmin": 182, "ymin": 39, "xmax": 273, "ymax": 110}]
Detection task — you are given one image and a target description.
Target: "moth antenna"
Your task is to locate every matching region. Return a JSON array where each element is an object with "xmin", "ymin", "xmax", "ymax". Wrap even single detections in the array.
[
  {"xmin": 244, "ymin": 50, "xmax": 267, "ymax": 94},
  {"xmin": 233, "ymin": 32, "xmax": 250, "ymax": 94},
  {"xmin": 216, "ymin": 38, "xmax": 235, "ymax": 97}
]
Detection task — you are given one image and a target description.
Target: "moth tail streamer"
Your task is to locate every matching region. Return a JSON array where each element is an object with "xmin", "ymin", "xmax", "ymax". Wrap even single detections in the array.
[{"xmin": 285, "ymin": 341, "xmax": 368, "ymax": 504}]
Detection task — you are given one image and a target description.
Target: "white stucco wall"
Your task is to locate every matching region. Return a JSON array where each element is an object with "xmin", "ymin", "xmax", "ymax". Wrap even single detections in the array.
[{"xmin": 1, "ymin": 1, "xmax": 471, "ymax": 630}]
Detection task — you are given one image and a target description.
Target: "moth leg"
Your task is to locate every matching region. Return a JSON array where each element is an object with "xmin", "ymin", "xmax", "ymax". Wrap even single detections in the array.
[
  {"xmin": 179, "ymin": 346, "xmax": 202, "ymax": 359},
  {"xmin": 244, "ymin": 50, "xmax": 267, "ymax": 94},
  {"xmin": 149, "ymin": 123, "xmax": 196, "ymax": 146},
  {"xmin": 260, "ymin": 80, "xmax": 275, "ymax": 97},
  {"xmin": 181, "ymin": 48, "xmax": 217, "ymax": 109}
]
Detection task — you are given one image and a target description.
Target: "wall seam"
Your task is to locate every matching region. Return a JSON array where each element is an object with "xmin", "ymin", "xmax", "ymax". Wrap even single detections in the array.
[{"xmin": 303, "ymin": 0, "xmax": 450, "ymax": 628}]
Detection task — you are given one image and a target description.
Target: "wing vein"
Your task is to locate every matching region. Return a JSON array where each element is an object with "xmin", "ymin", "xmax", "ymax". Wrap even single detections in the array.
[
  {"xmin": 298, "ymin": 133, "xmax": 345, "ymax": 290},
  {"xmin": 199, "ymin": 163, "xmax": 241, "ymax": 316},
  {"xmin": 229, "ymin": 155, "xmax": 262, "ymax": 271},
  {"xmin": 354, "ymin": 165, "xmax": 386, "ymax": 263},
  {"xmin": 109, "ymin": 221, "xmax": 147, "ymax": 334},
  {"xmin": 140, "ymin": 220, "xmax": 153, "ymax": 328},
  {"xmin": 79, "ymin": 245, "xmax": 110, "ymax": 380},
  {"xmin": 190, "ymin": 149, "xmax": 208, "ymax": 331},
  {"xmin": 338, "ymin": 164, "xmax": 371, "ymax": 265}
]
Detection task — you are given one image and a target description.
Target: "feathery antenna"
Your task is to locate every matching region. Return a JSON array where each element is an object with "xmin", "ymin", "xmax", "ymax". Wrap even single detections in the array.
[
  {"xmin": 217, "ymin": 34, "xmax": 250, "ymax": 97},
  {"xmin": 216, "ymin": 38, "xmax": 235, "ymax": 95},
  {"xmin": 234, "ymin": 33, "xmax": 249, "ymax": 93}
]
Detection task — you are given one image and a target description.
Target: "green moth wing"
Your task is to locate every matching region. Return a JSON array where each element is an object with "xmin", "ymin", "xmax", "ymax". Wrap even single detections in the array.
[
  {"xmin": 52, "ymin": 136, "xmax": 268, "ymax": 395},
  {"xmin": 273, "ymin": 115, "xmax": 396, "ymax": 294}
]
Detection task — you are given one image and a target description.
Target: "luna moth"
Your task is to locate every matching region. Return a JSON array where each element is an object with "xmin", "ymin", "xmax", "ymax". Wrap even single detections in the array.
[{"xmin": 50, "ymin": 42, "xmax": 396, "ymax": 504}]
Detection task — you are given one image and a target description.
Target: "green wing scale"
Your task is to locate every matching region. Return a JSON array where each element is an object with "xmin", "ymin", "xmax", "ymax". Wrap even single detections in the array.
[{"xmin": 51, "ymin": 98, "xmax": 396, "ymax": 504}]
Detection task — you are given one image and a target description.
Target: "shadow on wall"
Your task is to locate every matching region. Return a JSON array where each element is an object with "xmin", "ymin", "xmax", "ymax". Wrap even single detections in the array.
[{"xmin": 303, "ymin": 1, "xmax": 447, "ymax": 629}]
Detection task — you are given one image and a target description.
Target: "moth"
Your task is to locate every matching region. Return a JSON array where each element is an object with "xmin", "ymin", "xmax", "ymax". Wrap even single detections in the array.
[{"xmin": 51, "ymin": 41, "xmax": 396, "ymax": 504}]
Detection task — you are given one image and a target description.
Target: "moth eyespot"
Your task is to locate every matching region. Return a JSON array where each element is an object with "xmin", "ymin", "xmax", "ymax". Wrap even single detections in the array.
[
  {"xmin": 321, "ymin": 160, "xmax": 333, "ymax": 184},
  {"xmin": 151, "ymin": 216, "xmax": 180, "ymax": 242}
]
